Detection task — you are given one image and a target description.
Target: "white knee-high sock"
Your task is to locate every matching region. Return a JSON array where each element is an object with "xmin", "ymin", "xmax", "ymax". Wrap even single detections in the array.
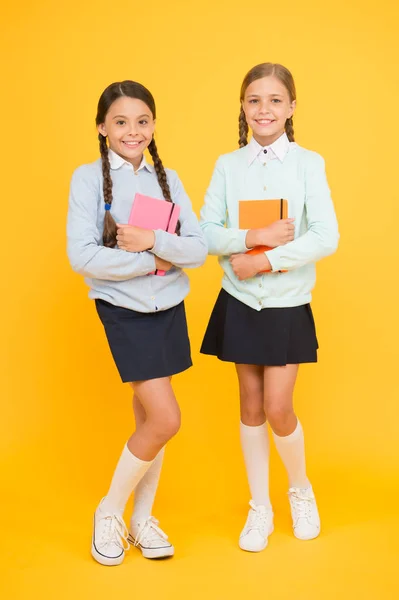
[
  {"xmin": 102, "ymin": 444, "xmax": 154, "ymax": 514},
  {"xmin": 272, "ymin": 420, "xmax": 310, "ymax": 489},
  {"xmin": 240, "ymin": 422, "xmax": 271, "ymax": 508},
  {"xmin": 131, "ymin": 447, "xmax": 165, "ymax": 525}
]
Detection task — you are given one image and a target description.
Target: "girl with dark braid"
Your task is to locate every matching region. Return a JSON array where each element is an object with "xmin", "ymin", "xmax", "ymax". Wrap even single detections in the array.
[
  {"xmin": 200, "ymin": 63, "xmax": 339, "ymax": 552},
  {"xmin": 67, "ymin": 81, "xmax": 207, "ymax": 566}
]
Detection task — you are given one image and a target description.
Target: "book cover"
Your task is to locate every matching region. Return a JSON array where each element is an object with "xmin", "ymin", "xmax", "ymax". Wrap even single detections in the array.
[
  {"xmin": 128, "ymin": 193, "xmax": 181, "ymax": 276},
  {"xmin": 239, "ymin": 198, "xmax": 288, "ymax": 273}
]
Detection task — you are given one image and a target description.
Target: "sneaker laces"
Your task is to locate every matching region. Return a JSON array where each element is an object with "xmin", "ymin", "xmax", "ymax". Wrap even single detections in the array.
[
  {"xmin": 133, "ymin": 516, "xmax": 169, "ymax": 547},
  {"xmin": 288, "ymin": 489, "xmax": 314, "ymax": 521},
  {"xmin": 244, "ymin": 501, "xmax": 272, "ymax": 533},
  {"xmin": 97, "ymin": 514, "xmax": 130, "ymax": 552}
]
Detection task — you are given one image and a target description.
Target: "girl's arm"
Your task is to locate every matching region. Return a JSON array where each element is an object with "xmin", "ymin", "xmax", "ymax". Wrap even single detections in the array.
[
  {"xmin": 67, "ymin": 166, "xmax": 156, "ymax": 281},
  {"xmin": 148, "ymin": 171, "xmax": 208, "ymax": 269},
  {"xmin": 199, "ymin": 157, "xmax": 249, "ymax": 256},
  {"xmin": 265, "ymin": 153, "xmax": 339, "ymax": 272}
]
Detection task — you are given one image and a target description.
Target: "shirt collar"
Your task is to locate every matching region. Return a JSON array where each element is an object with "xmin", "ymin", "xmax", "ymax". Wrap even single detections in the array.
[
  {"xmin": 247, "ymin": 132, "xmax": 290, "ymax": 166},
  {"xmin": 108, "ymin": 148, "xmax": 154, "ymax": 173}
]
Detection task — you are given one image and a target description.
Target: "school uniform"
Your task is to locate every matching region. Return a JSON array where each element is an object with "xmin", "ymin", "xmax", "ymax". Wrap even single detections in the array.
[
  {"xmin": 199, "ymin": 133, "xmax": 339, "ymax": 365},
  {"xmin": 67, "ymin": 150, "xmax": 207, "ymax": 382}
]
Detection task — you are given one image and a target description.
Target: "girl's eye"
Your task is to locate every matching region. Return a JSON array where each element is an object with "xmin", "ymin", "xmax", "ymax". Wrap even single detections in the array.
[
  {"xmin": 139, "ymin": 120, "xmax": 148, "ymax": 125},
  {"xmin": 116, "ymin": 120, "xmax": 126, "ymax": 125},
  {"xmin": 249, "ymin": 99, "xmax": 258, "ymax": 104},
  {"xmin": 272, "ymin": 99, "xmax": 282, "ymax": 103}
]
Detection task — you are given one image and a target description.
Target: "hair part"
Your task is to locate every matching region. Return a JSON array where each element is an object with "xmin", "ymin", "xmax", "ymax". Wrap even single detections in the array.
[{"xmin": 238, "ymin": 63, "xmax": 296, "ymax": 148}]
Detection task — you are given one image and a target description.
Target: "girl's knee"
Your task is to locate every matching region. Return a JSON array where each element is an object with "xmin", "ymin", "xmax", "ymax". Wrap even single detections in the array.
[
  {"xmin": 240, "ymin": 384, "xmax": 265, "ymax": 426},
  {"xmin": 240, "ymin": 405, "xmax": 266, "ymax": 426},
  {"xmin": 150, "ymin": 408, "xmax": 181, "ymax": 443},
  {"xmin": 239, "ymin": 379, "xmax": 262, "ymax": 401},
  {"xmin": 164, "ymin": 410, "xmax": 181, "ymax": 438},
  {"xmin": 266, "ymin": 404, "xmax": 295, "ymax": 433}
]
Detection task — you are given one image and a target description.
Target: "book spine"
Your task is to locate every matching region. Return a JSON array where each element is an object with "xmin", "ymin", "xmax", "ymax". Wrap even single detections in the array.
[{"xmin": 166, "ymin": 202, "xmax": 177, "ymax": 233}]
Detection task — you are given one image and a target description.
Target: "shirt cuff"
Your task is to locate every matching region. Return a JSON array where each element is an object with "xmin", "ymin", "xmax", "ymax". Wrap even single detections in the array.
[
  {"xmin": 149, "ymin": 229, "xmax": 166, "ymax": 256},
  {"xmin": 240, "ymin": 229, "xmax": 250, "ymax": 253},
  {"xmin": 142, "ymin": 251, "xmax": 157, "ymax": 273},
  {"xmin": 265, "ymin": 248, "xmax": 283, "ymax": 273}
]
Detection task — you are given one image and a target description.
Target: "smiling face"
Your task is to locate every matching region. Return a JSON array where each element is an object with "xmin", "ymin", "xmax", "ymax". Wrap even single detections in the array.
[
  {"xmin": 97, "ymin": 96, "xmax": 155, "ymax": 168},
  {"xmin": 242, "ymin": 75, "xmax": 296, "ymax": 146}
]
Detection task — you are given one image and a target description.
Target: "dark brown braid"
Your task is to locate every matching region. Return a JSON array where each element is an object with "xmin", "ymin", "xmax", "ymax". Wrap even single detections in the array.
[
  {"xmin": 238, "ymin": 107, "xmax": 249, "ymax": 148},
  {"xmin": 285, "ymin": 117, "xmax": 295, "ymax": 142},
  {"xmin": 147, "ymin": 138, "xmax": 171, "ymax": 200},
  {"xmin": 99, "ymin": 134, "xmax": 118, "ymax": 247},
  {"xmin": 148, "ymin": 138, "xmax": 181, "ymax": 235}
]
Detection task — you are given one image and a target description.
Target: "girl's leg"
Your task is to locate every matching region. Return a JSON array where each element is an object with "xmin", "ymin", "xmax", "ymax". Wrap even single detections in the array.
[
  {"xmin": 93, "ymin": 378, "xmax": 180, "ymax": 565},
  {"xmin": 128, "ymin": 377, "xmax": 181, "ymax": 460},
  {"xmin": 236, "ymin": 364, "xmax": 273, "ymax": 552},
  {"xmin": 124, "ymin": 386, "xmax": 174, "ymax": 558},
  {"xmin": 236, "ymin": 364, "xmax": 271, "ymax": 507},
  {"xmin": 130, "ymin": 390, "xmax": 165, "ymax": 526},
  {"xmin": 263, "ymin": 365, "xmax": 309, "ymax": 488},
  {"xmin": 263, "ymin": 365, "xmax": 320, "ymax": 540},
  {"xmin": 102, "ymin": 377, "xmax": 179, "ymax": 514}
]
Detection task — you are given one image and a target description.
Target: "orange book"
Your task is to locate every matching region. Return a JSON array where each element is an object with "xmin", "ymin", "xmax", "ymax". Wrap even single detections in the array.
[{"xmin": 239, "ymin": 199, "xmax": 288, "ymax": 273}]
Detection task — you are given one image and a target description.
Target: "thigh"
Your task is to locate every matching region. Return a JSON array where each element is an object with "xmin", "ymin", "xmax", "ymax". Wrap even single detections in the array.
[
  {"xmin": 129, "ymin": 383, "xmax": 146, "ymax": 426},
  {"xmin": 235, "ymin": 364, "xmax": 265, "ymax": 417},
  {"xmin": 130, "ymin": 376, "xmax": 173, "ymax": 426},
  {"xmin": 131, "ymin": 377, "xmax": 180, "ymax": 424},
  {"xmin": 133, "ymin": 393, "xmax": 146, "ymax": 426},
  {"xmin": 263, "ymin": 364, "xmax": 299, "ymax": 415}
]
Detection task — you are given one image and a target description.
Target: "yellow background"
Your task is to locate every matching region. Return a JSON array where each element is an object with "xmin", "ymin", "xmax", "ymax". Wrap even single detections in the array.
[{"xmin": 1, "ymin": 0, "xmax": 398, "ymax": 598}]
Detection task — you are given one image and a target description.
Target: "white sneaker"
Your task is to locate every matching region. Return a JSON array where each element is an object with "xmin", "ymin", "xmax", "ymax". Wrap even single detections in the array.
[
  {"xmin": 128, "ymin": 516, "xmax": 174, "ymax": 559},
  {"xmin": 91, "ymin": 499, "xmax": 130, "ymax": 566},
  {"xmin": 288, "ymin": 486, "xmax": 321, "ymax": 540},
  {"xmin": 239, "ymin": 500, "xmax": 274, "ymax": 552}
]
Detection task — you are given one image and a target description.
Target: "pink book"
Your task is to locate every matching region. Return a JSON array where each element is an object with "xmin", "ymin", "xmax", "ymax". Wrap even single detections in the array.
[{"xmin": 128, "ymin": 193, "xmax": 181, "ymax": 276}]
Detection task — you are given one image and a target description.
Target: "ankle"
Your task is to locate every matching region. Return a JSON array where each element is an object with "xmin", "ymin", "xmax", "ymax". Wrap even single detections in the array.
[{"xmin": 100, "ymin": 496, "xmax": 124, "ymax": 516}]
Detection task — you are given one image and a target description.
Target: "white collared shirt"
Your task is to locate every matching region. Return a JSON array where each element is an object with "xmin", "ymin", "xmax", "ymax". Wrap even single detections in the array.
[
  {"xmin": 200, "ymin": 137, "xmax": 339, "ymax": 310},
  {"xmin": 247, "ymin": 132, "xmax": 292, "ymax": 166},
  {"xmin": 108, "ymin": 148, "xmax": 154, "ymax": 173},
  {"xmin": 67, "ymin": 151, "xmax": 207, "ymax": 312}
]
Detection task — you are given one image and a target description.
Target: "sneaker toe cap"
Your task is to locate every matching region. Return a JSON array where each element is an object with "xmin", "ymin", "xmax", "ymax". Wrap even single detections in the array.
[
  {"xmin": 239, "ymin": 530, "xmax": 268, "ymax": 552},
  {"xmin": 96, "ymin": 542, "xmax": 125, "ymax": 558},
  {"xmin": 293, "ymin": 519, "xmax": 320, "ymax": 540}
]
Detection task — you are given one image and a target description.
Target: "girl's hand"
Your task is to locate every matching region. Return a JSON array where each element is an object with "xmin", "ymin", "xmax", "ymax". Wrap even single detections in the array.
[
  {"xmin": 116, "ymin": 224, "xmax": 155, "ymax": 252},
  {"xmin": 155, "ymin": 256, "xmax": 173, "ymax": 272},
  {"xmin": 246, "ymin": 219, "xmax": 295, "ymax": 248},
  {"xmin": 229, "ymin": 253, "xmax": 271, "ymax": 280}
]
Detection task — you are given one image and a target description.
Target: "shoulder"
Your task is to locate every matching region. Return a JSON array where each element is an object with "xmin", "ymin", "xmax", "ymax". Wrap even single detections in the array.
[
  {"xmin": 163, "ymin": 166, "xmax": 179, "ymax": 181},
  {"xmin": 162, "ymin": 167, "xmax": 183, "ymax": 190},
  {"xmin": 213, "ymin": 146, "xmax": 248, "ymax": 171},
  {"xmin": 71, "ymin": 158, "xmax": 102, "ymax": 187},
  {"xmin": 162, "ymin": 168, "xmax": 191, "ymax": 204},
  {"xmin": 289, "ymin": 143, "xmax": 326, "ymax": 170}
]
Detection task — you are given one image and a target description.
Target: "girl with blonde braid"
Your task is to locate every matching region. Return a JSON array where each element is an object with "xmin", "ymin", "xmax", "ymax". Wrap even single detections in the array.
[{"xmin": 200, "ymin": 63, "xmax": 339, "ymax": 552}]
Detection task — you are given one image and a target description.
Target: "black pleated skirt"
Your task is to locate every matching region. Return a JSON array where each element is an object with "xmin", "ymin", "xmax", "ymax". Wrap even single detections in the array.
[
  {"xmin": 200, "ymin": 289, "xmax": 318, "ymax": 366},
  {"xmin": 96, "ymin": 299, "xmax": 192, "ymax": 382}
]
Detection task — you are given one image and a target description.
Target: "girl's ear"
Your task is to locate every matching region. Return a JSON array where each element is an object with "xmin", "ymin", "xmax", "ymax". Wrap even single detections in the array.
[
  {"xmin": 289, "ymin": 100, "xmax": 297, "ymax": 118},
  {"xmin": 97, "ymin": 124, "xmax": 107, "ymax": 137}
]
